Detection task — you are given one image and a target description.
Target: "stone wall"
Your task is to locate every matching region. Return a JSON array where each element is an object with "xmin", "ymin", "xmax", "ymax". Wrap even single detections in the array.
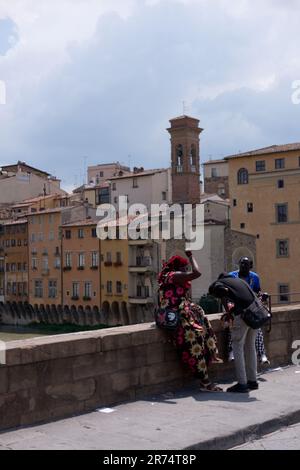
[
  {"xmin": 0, "ymin": 305, "xmax": 299, "ymax": 431},
  {"xmin": 0, "ymin": 301, "xmax": 153, "ymax": 328}
]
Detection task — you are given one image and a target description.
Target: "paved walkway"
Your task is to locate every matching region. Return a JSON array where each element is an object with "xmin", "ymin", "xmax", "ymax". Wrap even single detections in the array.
[
  {"xmin": 233, "ymin": 423, "xmax": 300, "ymax": 450},
  {"xmin": 0, "ymin": 365, "xmax": 300, "ymax": 450}
]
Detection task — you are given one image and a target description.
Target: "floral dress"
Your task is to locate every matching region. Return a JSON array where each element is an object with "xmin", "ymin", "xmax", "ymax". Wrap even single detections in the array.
[{"xmin": 158, "ymin": 271, "xmax": 219, "ymax": 382}]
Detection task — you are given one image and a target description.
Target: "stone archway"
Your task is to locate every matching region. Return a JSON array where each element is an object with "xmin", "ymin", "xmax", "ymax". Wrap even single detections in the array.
[
  {"xmin": 120, "ymin": 301, "xmax": 130, "ymax": 325},
  {"xmin": 111, "ymin": 301, "xmax": 121, "ymax": 325}
]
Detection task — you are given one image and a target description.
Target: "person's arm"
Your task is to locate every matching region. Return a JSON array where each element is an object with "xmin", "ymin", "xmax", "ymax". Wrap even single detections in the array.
[{"xmin": 171, "ymin": 251, "xmax": 201, "ymax": 285}]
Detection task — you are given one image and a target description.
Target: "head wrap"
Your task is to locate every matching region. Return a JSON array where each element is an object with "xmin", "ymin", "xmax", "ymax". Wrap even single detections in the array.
[{"xmin": 158, "ymin": 255, "xmax": 189, "ymax": 284}]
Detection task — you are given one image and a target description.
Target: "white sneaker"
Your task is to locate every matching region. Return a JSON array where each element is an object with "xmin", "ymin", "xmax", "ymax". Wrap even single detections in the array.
[
  {"xmin": 260, "ymin": 354, "xmax": 270, "ymax": 365},
  {"xmin": 228, "ymin": 351, "xmax": 234, "ymax": 362}
]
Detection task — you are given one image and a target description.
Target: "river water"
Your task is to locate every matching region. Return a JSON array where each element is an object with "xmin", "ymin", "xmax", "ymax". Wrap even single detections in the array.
[{"xmin": 0, "ymin": 325, "xmax": 56, "ymax": 342}]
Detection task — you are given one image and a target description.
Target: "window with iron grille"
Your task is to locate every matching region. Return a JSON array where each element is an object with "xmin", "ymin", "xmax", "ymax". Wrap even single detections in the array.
[{"xmin": 256, "ymin": 160, "xmax": 265, "ymax": 172}]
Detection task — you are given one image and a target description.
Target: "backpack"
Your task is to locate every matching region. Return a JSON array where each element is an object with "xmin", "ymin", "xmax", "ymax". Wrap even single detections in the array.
[
  {"xmin": 154, "ymin": 306, "xmax": 180, "ymax": 330},
  {"xmin": 240, "ymin": 296, "xmax": 272, "ymax": 329}
]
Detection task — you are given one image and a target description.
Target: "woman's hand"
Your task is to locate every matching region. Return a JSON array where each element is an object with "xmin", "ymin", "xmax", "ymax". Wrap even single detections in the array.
[{"xmin": 185, "ymin": 250, "xmax": 193, "ymax": 258}]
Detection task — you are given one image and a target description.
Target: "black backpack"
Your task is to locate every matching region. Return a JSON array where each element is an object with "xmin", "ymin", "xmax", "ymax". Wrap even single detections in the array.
[{"xmin": 240, "ymin": 296, "xmax": 271, "ymax": 330}]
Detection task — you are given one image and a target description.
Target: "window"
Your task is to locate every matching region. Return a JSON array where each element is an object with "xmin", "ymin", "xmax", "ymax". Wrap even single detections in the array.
[
  {"xmin": 240, "ymin": 223, "xmax": 245, "ymax": 229},
  {"xmin": 276, "ymin": 203, "xmax": 288, "ymax": 223},
  {"xmin": 17, "ymin": 239, "xmax": 22, "ymax": 246},
  {"xmin": 176, "ymin": 144, "xmax": 183, "ymax": 169},
  {"xmin": 116, "ymin": 281, "xmax": 122, "ymax": 294},
  {"xmin": 133, "ymin": 177, "xmax": 138, "ymax": 188},
  {"xmin": 30, "ymin": 233, "xmax": 36, "ymax": 243},
  {"xmin": 247, "ymin": 203, "xmax": 253, "ymax": 213},
  {"xmin": 78, "ymin": 229, "xmax": 84, "ymax": 239},
  {"xmin": 34, "ymin": 280, "xmax": 43, "ymax": 298},
  {"xmin": 11, "ymin": 239, "xmax": 16, "ymax": 247},
  {"xmin": 256, "ymin": 160, "xmax": 266, "ymax": 172},
  {"xmin": 218, "ymin": 184, "xmax": 225, "ymax": 196},
  {"xmin": 49, "ymin": 231, "xmax": 54, "ymax": 241},
  {"xmin": 32, "ymin": 258, "xmax": 38, "ymax": 270},
  {"xmin": 54, "ymin": 257, "xmax": 61, "ymax": 269},
  {"xmin": 106, "ymin": 252, "xmax": 112, "ymax": 263},
  {"xmin": 12, "ymin": 282, "xmax": 17, "ymax": 295},
  {"xmin": 112, "ymin": 182, "xmax": 116, "ymax": 191},
  {"xmin": 278, "ymin": 179, "xmax": 284, "ymax": 189},
  {"xmin": 65, "ymin": 252, "xmax": 72, "ymax": 267},
  {"xmin": 42, "ymin": 257, "xmax": 49, "ymax": 271},
  {"xmin": 96, "ymin": 187, "xmax": 110, "ymax": 205},
  {"xmin": 78, "ymin": 253, "xmax": 85, "ymax": 268},
  {"xmin": 116, "ymin": 252, "xmax": 122, "ymax": 263},
  {"xmin": 233, "ymin": 199, "xmax": 237, "ymax": 207},
  {"xmin": 278, "ymin": 284, "xmax": 290, "ymax": 303},
  {"xmin": 211, "ymin": 167, "xmax": 218, "ymax": 178},
  {"xmin": 65, "ymin": 230, "xmax": 71, "ymax": 239},
  {"xmin": 49, "ymin": 214, "xmax": 54, "ymax": 224},
  {"xmin": 84, "ymin": 282, "xmax": 92, "ymax": 299},
  {"xmin": 48, "ymin": 280, "xmax": 57, "ymax": 298},
  {"xmin": 277, "ymin": 239, "xmax": 289, "ymax": 258},
  {"xmin": 107, "ymin": 281, "xmax": 112, "ymax": 293},
  {"xmin": 72, "ymin": 282, "xmax": 79, "ymax": 298},
  {"xmin": 100, "ymin": 171, "xmax": 104, "ymax": 177},
  {"xmin": 275, "ymin": 158, "xmax": 285, "ymax": 169},
  {"xmin": 91, "ymin": 251, "xmax": 98, "ymax": 267},
  {"xmin": 38, "ymin": 232, "xmax": 44, "ymax": 241},
  {"xmin": 91, "ymin": 228, "xmax": 97, "ymax": 238},
  {"xmin": 237, "ymin": 168, "xmax": 249, "ymax": 185},
  {"xmin": 162, "ymin": 191, "xmax": 167, "ymax": 201},
  {"xmin": 275, "ymin": 158, "xmax": 285, "ymax": 170}
]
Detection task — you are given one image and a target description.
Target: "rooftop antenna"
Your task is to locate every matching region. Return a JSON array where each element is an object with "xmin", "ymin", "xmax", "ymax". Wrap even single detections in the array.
[{"xmin": 182, "ymin": 101, "xmax": 188, "ymax": 115}]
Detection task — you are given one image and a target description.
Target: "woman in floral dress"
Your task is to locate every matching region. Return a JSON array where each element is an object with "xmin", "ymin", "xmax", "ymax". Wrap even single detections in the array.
[{"xmin": 158, "ymin": 251, "xmax": 223, "ymax": 392}]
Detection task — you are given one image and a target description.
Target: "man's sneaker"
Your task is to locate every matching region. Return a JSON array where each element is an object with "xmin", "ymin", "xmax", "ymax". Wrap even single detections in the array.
[
  {"xmin": 247, "ymin": 380, "xmax": 259, "ymax": 390},
  {"xmin": 228, "ymin": 351, "xmax": 235, "ymax": 362},
  {"xmin": 260, "ymin": 354, "xmax": 270, "ymax": 365},
  {"xmin": 227, "ymin": 383, "xmax": 249, "ymax": 393}
]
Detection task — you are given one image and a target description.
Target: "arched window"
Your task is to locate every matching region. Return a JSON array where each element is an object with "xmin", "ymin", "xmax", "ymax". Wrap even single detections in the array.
[
  {"xmin": 176, "ymin": 145, "xmax": 183, "ymax": 166},
  {"xmin": 237, "ymin": 168, "xmax": 249, "ymax": 185},
  {"xmin": 189, "ymin": 144, "xmax": 197, "ymax": 171}
]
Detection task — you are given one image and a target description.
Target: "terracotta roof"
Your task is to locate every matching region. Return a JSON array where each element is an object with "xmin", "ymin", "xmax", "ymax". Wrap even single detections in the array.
[
  {"xmin": 62, "ymin": 219, "xmax": 98, "ymax": 227},
  {"xmin": 109, "ymin": 168, "xmax": 167, "ymax": 180},
  {"xmin": 203, "ymin": 159, "xmax": 227, "ymax": 165},
  {"xmin": 225, "ymin": 143, "xmax": 300, "ymax": 159},
  {"xmin": 1, "ymin": 218, "xmax": 27, "ymax": 226}
]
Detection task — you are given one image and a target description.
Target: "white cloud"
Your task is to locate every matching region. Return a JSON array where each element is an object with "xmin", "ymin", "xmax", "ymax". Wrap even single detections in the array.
[{"xmin": 0, "ymin": 0, "xmax": 300, "ymax": 189}]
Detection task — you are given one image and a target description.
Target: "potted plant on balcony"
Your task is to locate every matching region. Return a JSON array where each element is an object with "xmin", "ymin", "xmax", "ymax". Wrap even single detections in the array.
[
  {"xmin": 77, "ymin": 266, "xmax": 85, "ymax": 270},
  {"xmin": 104, "ymin": 261, "xmax": 112, "ymax": 267},
  {"xmin": 83, "ymin": 296, "xmax": 91, "ymax": 301},
  {"xmin": 63, "ymin": 266, "xmax": 72, "ymax": 271}
]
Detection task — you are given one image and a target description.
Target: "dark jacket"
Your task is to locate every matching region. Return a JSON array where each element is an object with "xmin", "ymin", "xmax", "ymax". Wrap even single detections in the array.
[{"xmin": 209, "ymin": 274, "xmax": 255, "ymax": 314}]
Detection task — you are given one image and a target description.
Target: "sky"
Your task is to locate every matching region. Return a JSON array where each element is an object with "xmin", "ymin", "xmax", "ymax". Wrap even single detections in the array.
[{"xmin": 0, "ymin": 0, "xmax": 300, "ymax": 191}]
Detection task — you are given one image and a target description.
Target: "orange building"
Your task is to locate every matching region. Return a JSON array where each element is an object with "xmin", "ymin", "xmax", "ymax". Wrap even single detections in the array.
[
  {"xmin": 0, "ymin": 219, "xmax": 28, "ymax": 303},
  {"xmin": 61, "ymin": 220, "xmax": 101, "ymax": 307},
  {"xmin": 27, "ymin": 208, "xmax": 63, "ymax": 306}
]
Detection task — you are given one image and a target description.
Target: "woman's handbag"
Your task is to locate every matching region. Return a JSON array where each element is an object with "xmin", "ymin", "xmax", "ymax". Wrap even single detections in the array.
[
  {"xmin": 240, "ymin": 297, "xmax": 271, "ymax": 330},
  {"xmin": 154, "ymin": 307, "xmax": 180, "ymax": 330}
]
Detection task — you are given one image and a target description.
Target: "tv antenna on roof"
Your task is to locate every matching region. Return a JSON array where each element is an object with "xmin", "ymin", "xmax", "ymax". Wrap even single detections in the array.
[{"xmin": 182, "ymin": 101, "xmax": 188, "ymax": 115}]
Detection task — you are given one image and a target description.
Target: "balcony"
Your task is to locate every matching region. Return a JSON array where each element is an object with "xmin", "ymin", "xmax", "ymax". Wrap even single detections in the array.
[
  {"xmin": 77, "ymin": 266, "xmax": 85, "ymax": 271},
  {"xmin": 90, "ymin": 265, "xmax": 99, "ymax": 270},
  {"xmin": 63, "ymin": 266, "xmax": 72, "ymax": 271},
  {"xmin": 129, "ymin": 257, "xmax": 153, "ymax": 273},
  {"xmin": 114, "ymin": 261, "xmax": 123, "ymax": 267},
  {"xmin": 104, "ymin": 261, "xmax": 113, "ymax": 267}
]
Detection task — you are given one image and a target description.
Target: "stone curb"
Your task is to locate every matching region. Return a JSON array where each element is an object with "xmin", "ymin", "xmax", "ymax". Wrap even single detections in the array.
[{"xmin": 184, "ymin": 409, "xmax": 300, "ymax": 450}]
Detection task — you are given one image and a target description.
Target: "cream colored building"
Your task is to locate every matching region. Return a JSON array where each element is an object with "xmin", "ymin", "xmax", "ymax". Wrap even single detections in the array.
[
  {"xmin": 87, "ymin": 162, "xmax": 131, "ymax": 186},
  {"xmin": 227, "ymin": 143, "xmax": 300, "ymax": 303},
  {"xmin": 109, "ymin": 168, "xmax": 172, "ymax": 211}
]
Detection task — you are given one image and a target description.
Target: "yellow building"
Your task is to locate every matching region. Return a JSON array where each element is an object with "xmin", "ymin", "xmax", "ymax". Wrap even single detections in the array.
[{"xmin": 227, "ymin": 143, "xmax": 300, "ymax": 303}]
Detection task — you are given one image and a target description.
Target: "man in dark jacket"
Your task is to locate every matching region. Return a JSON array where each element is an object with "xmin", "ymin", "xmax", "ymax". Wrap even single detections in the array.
[{"xmin": 209, "ymin": 273, "xmax": 258, "ymax": 393}]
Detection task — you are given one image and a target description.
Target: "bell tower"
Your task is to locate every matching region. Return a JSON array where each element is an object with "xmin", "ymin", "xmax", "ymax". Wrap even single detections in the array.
[{"xmin": 167, "ymin": 115, "xmax": 203, "ymax": 205}]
